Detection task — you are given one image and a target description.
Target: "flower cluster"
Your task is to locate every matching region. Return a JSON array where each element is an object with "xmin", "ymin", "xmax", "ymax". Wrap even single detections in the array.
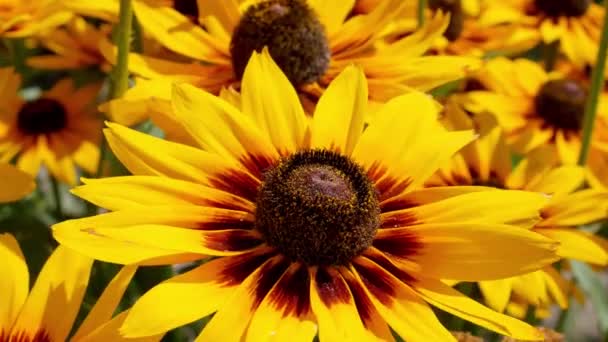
[{"xmin": 2, "ymin": 0, "xmax": 608, "ymax": 341}]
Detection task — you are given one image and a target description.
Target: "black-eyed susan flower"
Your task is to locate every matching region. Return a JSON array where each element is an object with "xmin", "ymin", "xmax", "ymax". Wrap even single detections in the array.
[
  {"xmin": 54, "ymin": 51, "xmax": 558, "ymax": 341},
  {"xmin": 0, "ymin": 0, "xmax": 72, "ymax": 38},
  {"xmin": 0, "ymin": 68, "xmax": 102, "ymax": 185},
  {"xmin": 93, "ymin": 0, "xmax": 480, "ymax": 129},
  {"xmin": 0, "ymin": 233, "xmax": 155, "ymax": 341},
  {"xmin": 480, "ymin": 0, "xmax": 604, "ymax": 67},
  {"xmin": 27, "ymin": 16, "xmax": 113, "ymax": 71},
  {"xmin": 426, "ymin": 101, "xmax": 608, "ymax": 317},
  {"xmin": 465, "ymin": 57, "xmax": 608, "ymax": 170},
  {"xmin": 0, "ymin": 162, "xmax": 34, "ymax": 202}
]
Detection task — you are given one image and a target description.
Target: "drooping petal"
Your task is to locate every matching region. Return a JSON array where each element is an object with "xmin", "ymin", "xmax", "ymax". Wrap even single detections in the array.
[
  {"xmin": 414, "ymin": 277, "xmax": 545, "ymax": 341},
  {"xmin": 536, "ymin": 228, "xmax": 608, "ymax": 265},
  {"xmin": 539, "ymin": 190, "xmax": 608, "ymax": 227},
  {"xmin": 121, "ymin": 249, "xmax": 275, "ymax": 338},
  {"xmin": 0, "ymin": 234, "xmax": 29, "ymax": 332},
  {"xmin": 350, "ymin": 257, "xmax": 455, "ymax": 342},
  {"xmin": 309, "ymin": 266, "xmax": 379, "ymax": 341},
  {"xmin": 10, "ymin": 246, "xmax": 93, "ymax": 342},
  {"xmin": 196, "ymin": 255, "xmax": 288, "ymax": 341},
  {"xmin": 374, "ymin": 223, "xmax": 559, "ymax": 281},
  {"xmin": 241, "ymin": 49, "xmax": 308, "ymax": 153},
  {"xmin": 73, "ymin": 266, "xmax": 138, "ymax": 340},
  {"xmin": 245, "ymin": 263, "xmax": 317, "ymax": 342},
  {"xmin": 311, "ymin": 65, "xmax": 367, "ymax": 155}
]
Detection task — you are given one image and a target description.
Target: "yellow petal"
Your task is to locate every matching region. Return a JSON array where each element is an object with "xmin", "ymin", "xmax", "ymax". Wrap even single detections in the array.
[
  {"xmin": 241, "ymin": 49, "xmax": 308, "ymax": 154},
  {"xmin": 0, "ymin": 163, "xmax": 35, "ymax": 203},
  {"xmin": 478, "ymin": 279, "xmax": 513, "ymax": 313},
  {"xmin": 11, "ymin": 245, "xmax": 93, "ymax": 342},
  {"xmin": 312, "ymin": 65, "xmax": 367, "ymax": 155},
  {"xmin": 539, "ymin": 189, "xmax": 608, "ymax": 226},
  {"xmin": 77, "ymin": 310, "xmax": 163, "ymax": 342},
  {"xmin": 73, "ymin": 266, "xmax": 137, "ymax": 340},
  {"xmin": 414, "ymin": 277, "xmax": 545, "ymax": 341},
  {"xmin": 0, "ymin": 234, "xmax": 29, "ymax": 332},
  {"xmin": 537, "ymin": 228, "xmax": 608, "ymax": 265}
]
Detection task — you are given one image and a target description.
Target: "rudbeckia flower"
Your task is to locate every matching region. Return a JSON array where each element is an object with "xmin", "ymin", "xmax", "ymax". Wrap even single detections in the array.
[
  {"xmin": 479, "ymin": 0, "xmax": 604, "ymax": 68},
  {"xmin": 0, "ymin": 233, "xmax": 156, "ymax": 341},
  {"xmin": 0, "ymin": 0, "xmax": 72, "ymax": 38},
  {"xmin": 54, "ymin": 52, "xmax": 558, "ymax": 341},
  {"xmin": 27, "ymin": 16, "xmax": 113, "ymax": 71},
  {"xmin": 426, "ymin": 101, "xmax": 608, "ymax": 317},
  {"xmin": 95, "ymin": 0, "xmax": 479, "ymax": 128},
  {"xmin": 356, "ymin": 0, "xmax": 537, "ymax": 57},
  {"xmin": 0, "ymin": 68, "xmax": 102, "ymax": 185},
  {"xmin": 465, "ymin": 57, "xmax": 608, "ymax": 173},
  {"xmin": 0, "ymin": 163, "xmax": 34, "ymax": 202}
]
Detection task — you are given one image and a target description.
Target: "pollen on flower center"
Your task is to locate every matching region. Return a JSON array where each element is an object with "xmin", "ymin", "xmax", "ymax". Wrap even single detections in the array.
[
  {"xmin": 255, "ymin": 150, "xmax": 380, "ymax": 266},
  {"xmin": 534, "ymin": 0, "xmax": 591, "ymax": 17},
  {"xmin": 230, "ymin": 0, "xmax": 330, "ymax": 87},
  {"xmin": 535, "ymin": 79, "xmax": 587, "ymax": 131},
  {"xmin": 17, "ymin": 98, "xmax": 68, "ymax": 135},
  {"xmin": 428, "ymin": 0, "xmax": 464, "ymax": 41}
]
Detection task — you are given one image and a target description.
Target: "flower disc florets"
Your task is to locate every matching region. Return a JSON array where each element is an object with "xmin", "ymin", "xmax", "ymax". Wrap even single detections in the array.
[
  {"xmin": 534, "ymin": 0, "xmax": 591, "ymax": 17},
  {"xmin": 230, "ymin": 0, "xmax": 330, "ymax": 86},
  {"xmin": 429, "ymin": 0, "xmax": 464, "ymax": 41},
  {"xmin": 535, "ymin": 79, "xmax": 587, "ymax": 131},
  {"xmin": 255, "ymin": 150, "xmax": 380, "ymax": 266},
  {"xmin": 17, "ymin": 98, "xmax": 67, "ymax": 135}
]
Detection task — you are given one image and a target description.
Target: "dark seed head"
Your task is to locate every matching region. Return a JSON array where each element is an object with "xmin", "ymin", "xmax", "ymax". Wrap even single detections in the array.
[
  {"xmin": 534, "ymin": 0, "xmax": 591, "ymax": 17},
  {"xmin": 17, "ymin": 98, "xmax": 68, "ymax": 135},
  {"xmin": 255, "ymin": 150, "xmax": 380, "ymax": 266},
  {"xmin": 230, "ymin": 0, "xmax": 330, "ymax": 86},
  {"xmin": 173, "ymin": 0, "xmax": 199, "ymax": 21},
  {"xmin": 428, "ymin": 0, "xmax": 464, "ymax": 41},
  {"xmin": 535, "ymin": 79, "xmax": 587, "ymax": 132}
]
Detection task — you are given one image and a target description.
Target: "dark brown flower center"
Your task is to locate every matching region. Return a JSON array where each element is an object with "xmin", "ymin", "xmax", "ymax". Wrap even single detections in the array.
[
  {"xmin": 17, "ymin": 98, "xmax": 68, "ymax": 135},
  {"xmin": 173, "ymin": 0, "xmax": 198, "ymax": 21},
  {"xmin": 534, "ymin": 0, "xmax": 591, "ymax": 17},
  {"xmin": 535, "ymin": 79, "xmax": 587, "ymax": 131},
  {"xmin": 255, "ymin": 150, "xmax": 380, "ymax": 266},
  {"xmin": 230, "ymin": 0, "xmax": 330, "ymax": 86},
  {"xmin": 429, "ymin": 0, "xmax": 464, "ymax": 41}
]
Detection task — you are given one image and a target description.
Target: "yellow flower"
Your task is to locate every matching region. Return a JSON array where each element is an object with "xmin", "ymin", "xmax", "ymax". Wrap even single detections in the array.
[
  {"xmin": 480, "ymin": 0, "xmax": 604, "ymax": 67},
  {"xmin": 0, "ymin": 68, "xmax": 102, "ymax": 185},
  {"xmin": 54, "ymin": 51, "xmax": 557, "ymax": 341},
  {"xmin": 426, "ymin": 100, "xmax": 608, "ymax": 317},
  {"xmin": 27, "ymin": 16, "xmax": 113, "ymax": 71},
  {"xmin": 0, "ymin": 233, "xmax": 153, "ymax": 341},
  {"xmin": 90, "ymin": 0, "xmax": 479, "ymax": 127},
  {"xmin": 0, "ymin": 163, "xmax": 34, "ymax": 202},
  {"xmin": 356, "ymin": 0, "xmax": 537, "ymax": 57},
  {"xmin": 465, "ymin": 57, "xmax": 608, "ymax": 172},
  {"xmin": 0, "ymin": 0, "xmax": 72, "ymax": 38}
]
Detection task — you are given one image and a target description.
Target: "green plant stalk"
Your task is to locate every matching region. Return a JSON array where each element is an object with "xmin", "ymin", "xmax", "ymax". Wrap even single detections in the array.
[
  {"xmin": 5, "ymin": 38, "xmax": 27, "ymax": 74},
  {"xmin": 578, "ymin": 0, "xmax": 608, "ymax": 166},
  {"xmin": 50, "ymin": 177, "xmax": 63, "ymax": 220},
  {"xmin": 543, "ymin": 40, "xmax": 559, "ymax": 71},
  {"xmin": 418, "ymin": 0, "xmax": 427, "ymax": 28}
]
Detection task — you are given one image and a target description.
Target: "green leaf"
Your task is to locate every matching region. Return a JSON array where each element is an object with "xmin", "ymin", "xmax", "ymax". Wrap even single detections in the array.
[{"xmin": 570, "ymin": 260, "xmax": 608, "ymax": 334}]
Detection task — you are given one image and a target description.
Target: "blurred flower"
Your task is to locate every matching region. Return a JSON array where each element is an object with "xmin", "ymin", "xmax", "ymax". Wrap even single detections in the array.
[
  {"xmin": 54, "ymin": 51, "xmax": 556, "ymax": 341},
  {"xmin": 95, "ymin": 0, "xmax": 479, "ymax": 129},
  {"xmin": 0, "ymin": 0, "xmax": 73, "ymax": 38},
  {"xmin": 27, "ymin": 16, "xmax": 113, "ymax": 71},
  {"xmin": 0, "ymin": 233, "xmax": 151, "ymax": 341},
  {"xmin": 480, "ymin": 0, "xmax": 604, "ymax": 68},
  {"xmin": 426, "ymin": 101, "xmax": 608, "ymax": 317},
  {"xmin": 0, "ymin": 162, "xmax": 34, "ymax": 202},
  {"xmin": 0, "ymin": 68, "xmax": 102, "ymax": 185},
  {"xmin": 465, "ymin": 57, "xmax": 608, "ymax": 181}
]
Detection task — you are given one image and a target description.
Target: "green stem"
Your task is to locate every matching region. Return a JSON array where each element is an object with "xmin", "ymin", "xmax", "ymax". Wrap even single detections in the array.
[
  {"xmin": 50, "ymin": 177, "xmax": 63, "ymax": 220},
  {"xmin": 5, "ymin": 38, "xmax": 27, "ymax": 74},
  {"xmin": 543, "ymin": 40, "xmax": 559, "ymax": 71},
  {"xmin": 418, "ymin": 0, "xmax": 427, "ymax": 28},
  {"xmin": 578, "ymin": 0, "xmax": 608, "ymax": 166},
  {"xmin": 113, "ymin": 0, "xmax": 133, "ymax": 99}
]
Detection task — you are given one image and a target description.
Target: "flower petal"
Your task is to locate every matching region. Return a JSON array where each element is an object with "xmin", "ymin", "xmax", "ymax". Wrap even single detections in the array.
[
  {"xmin": 414, "ymin": 277, "xmax": 545, "ymax": 341},
  {"xmin": 375, "ymin": 223, "xmax": 559, "ymax": 281},
  {"xmin": 0, "ymin": 163, "xmax": 34, "ymax": 203},
  {"xmin": 0, "ymin": 234, "xmax": 29, "ymax": 332},
  {"xmin": 245, "ymin": 263, "xmax": 317, "ymax": 342},
  {"xmin": 539, "ymin": 189, "xmax": 608, "ymax": 227},
  {"xmin": 537, "ymin": 228, "xmax": 608, "ymax": 265},
  {"xmin": 311, "ymin": 65, "xmax": 367, "ymax": 155},
  {"xmin": 10, "ymin": 246, "xmax": 93, "ymax": 342},
  {"xmin": 78, "ymin": 310, "xmax": 163, "ymax": 342},
  {"xmin": 478, "ymin": 279, "xmax": 513, "ymax": 313}
]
